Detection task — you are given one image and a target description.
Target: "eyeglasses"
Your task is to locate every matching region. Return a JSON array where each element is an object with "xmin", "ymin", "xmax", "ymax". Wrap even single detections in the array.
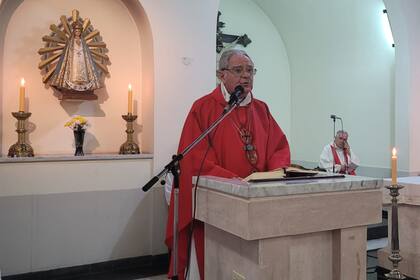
[
  {"xmin": 337, "ymin": 135, "xmax": 348, "ymax": 141},
  {"xmin": 222, "ymin": 66, "xmax": 257, "ymax": 77},
  {"xmin": 239, "ymin": 128, "xmax": 258, "ymax": 166}
]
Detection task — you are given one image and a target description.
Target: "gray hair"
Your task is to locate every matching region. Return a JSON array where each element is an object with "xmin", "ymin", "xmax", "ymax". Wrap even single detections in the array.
[
  {"xmin": 218, "ymin": 49, "xmax": 252, "ymax": 70},
  {"xmin": 336, "ymin": 130, "xmax": 348, "ymax": 136}
]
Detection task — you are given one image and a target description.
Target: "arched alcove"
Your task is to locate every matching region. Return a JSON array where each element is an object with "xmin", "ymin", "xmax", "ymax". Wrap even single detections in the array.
[
  {"xmin": 0, "ymin": 0, "xmax": 154, "ymax": 155},
  {"xmin": 121, "ymin": 0, "xmax": 154, "ymax": 154},
  {"xmin": 0, "ymin": 1, "xmax": 226, "ymax": 277}
]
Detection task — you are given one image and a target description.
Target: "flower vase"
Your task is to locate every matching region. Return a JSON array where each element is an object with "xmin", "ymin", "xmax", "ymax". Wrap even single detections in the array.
[{"xmin": 73, "ymin": 127, "xmax": 85, "ymax": 156}]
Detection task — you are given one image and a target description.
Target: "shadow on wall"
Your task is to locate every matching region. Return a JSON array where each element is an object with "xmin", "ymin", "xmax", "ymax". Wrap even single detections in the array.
[{"xmin": 0, "ymin": 0, "xmax": 25, "ymax": 155}]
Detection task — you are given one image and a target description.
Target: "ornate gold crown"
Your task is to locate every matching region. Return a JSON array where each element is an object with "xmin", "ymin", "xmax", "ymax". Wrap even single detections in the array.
[{"xmin": 71, "ymin": 21, "xmax": 83, "ymax": 30}]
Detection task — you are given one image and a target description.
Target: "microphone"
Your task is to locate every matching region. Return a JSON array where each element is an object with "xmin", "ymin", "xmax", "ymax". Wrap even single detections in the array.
[
  {"xmin": 225, "ymin": 85, "xmax": 245, "ymax": 111},
  {"xmin": 142, "ymin": 176, "xmax": 159, "ymax": 192},
  {"xmin": 330, "ymin": 114, "xmax": 342, "ymax": 120},
  {"xmin": 330, "ymin": 114, "xmax": 344, "ymax": 134}
]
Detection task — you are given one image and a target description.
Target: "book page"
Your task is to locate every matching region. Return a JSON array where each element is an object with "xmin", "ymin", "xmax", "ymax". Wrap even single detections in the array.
[
  {"xmin": 244, "ymin": 168, "xmax": 285, "ymax": 182},
  {"xmin": 285, "ymin": 166, "xmax": 318, "ymax": 177},
  {"xmin": 348, "ymin": 162, "xmax": 358, "ymax": 172},
  {"xmin": 244, "ymin": 167, "xmax": 319, "ymax": 182}
]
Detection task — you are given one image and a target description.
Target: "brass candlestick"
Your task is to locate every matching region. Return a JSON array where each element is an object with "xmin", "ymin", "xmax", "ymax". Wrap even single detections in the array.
[
  {"xmin": 119, "ymin": 113, "xmax": 140, "ymax": 154},
  {"xmin": 8, "ymin": 111, "xmax": 34, "ymax": 157},
  {"xmin": 385, "ymin": 184, "xmax": 406, "ymax": 280}
]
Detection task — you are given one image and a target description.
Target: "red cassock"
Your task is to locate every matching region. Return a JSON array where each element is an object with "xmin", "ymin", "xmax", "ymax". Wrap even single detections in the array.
[{"xmin": 165, "ymin": 85, "xmax": 290, "ymax": 279}]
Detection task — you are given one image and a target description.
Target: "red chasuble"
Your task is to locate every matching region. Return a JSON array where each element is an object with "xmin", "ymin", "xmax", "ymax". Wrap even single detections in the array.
[{"xmin": 165, "ymin": 85, "xmax": 290, "ymax": 279}]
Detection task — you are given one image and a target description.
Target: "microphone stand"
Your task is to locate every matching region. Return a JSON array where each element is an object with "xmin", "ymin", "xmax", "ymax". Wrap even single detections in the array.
[
  {"xmin": 330, "ymin": 115, "xmax": 345, "ymax": 174},
  {"xmin": 332, "ymin": 117, "xmax": 336, "ymax": 173},
  {"xmin": 142, "ymin": 97, "xmax": 244, "ymax": 280}
]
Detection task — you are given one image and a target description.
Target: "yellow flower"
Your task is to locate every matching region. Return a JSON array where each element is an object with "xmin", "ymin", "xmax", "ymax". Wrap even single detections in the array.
[{"xmin": 65, "ymin": 115, "xmax": 88, "ymax": 129}]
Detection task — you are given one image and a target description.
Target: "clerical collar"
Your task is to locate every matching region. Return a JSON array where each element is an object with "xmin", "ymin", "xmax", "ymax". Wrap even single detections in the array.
[
  {"xmin": 221, "ymin": 82, "xmax": 252, "ymax": 106},
  {"xmin": 331, "ymin": 141, "xmax": 344, "ymax": 151}
]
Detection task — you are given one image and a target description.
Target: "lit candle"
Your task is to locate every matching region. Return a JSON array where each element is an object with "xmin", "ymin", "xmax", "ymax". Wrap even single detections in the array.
[
  {"xmin": 19, "ymin": 78, "xmax": 25, "ymax": 112},
  {"xmin": 128, "ymin": 84, "xmax": 133, "ymax": 114},
  {"xmin": 391, "ymin": 147, "xmax": 397, "ymax": 185}
]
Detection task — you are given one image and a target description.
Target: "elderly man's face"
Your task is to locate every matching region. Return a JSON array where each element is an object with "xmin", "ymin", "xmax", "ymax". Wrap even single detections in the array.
[
  {"xmin": 218, "ymin": 53, "xmax": 254, "ymax": 95},
  {"xmin": 334, "ymin": 132, "xmax": 348, "ymax": 149}
]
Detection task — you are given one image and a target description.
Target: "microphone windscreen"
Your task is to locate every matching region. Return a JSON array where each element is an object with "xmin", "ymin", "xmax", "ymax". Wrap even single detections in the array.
[{"xmin": 234, "ymin": 85, "xmax": 244, "ymax": 94}]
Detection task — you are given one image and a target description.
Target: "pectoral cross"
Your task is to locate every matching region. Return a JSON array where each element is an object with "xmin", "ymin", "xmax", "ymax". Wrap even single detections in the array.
[
  {"xmin": 240, "ymin": 128, "xmax": 254, "ymax": 151},
  {"xmin": 217, "ymin": 11, "xmax": 252, "ymax": 53}
]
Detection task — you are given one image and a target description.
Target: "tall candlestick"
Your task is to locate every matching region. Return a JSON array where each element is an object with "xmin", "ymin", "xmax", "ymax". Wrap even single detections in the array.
[
  {"xmin": 19, "ymin": 78, "xmax": 25, "ymax": 112},
  {"xmin": 128, "ymin": 84, "xmax": 133, "ymax": 114},
  {"xmin": 392, "ymin": 147, "xmax": 397, "ymax": 185}
]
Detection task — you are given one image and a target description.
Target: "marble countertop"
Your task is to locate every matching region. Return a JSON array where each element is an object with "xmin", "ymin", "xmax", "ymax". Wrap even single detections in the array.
[
  {"xmin": 195, "ymin": 174, "xmax": 383, "ymax": 198},
  {"xmin": 384, "ymin": 176, "xmax": 420, "ymax": 185},
  {"xmin": 382, "ymin": 176, "xmax": 420, "ymax": 206},
  {"xmin": 0, "ymin": 153, "xmax": 153, "ymax": 164}
]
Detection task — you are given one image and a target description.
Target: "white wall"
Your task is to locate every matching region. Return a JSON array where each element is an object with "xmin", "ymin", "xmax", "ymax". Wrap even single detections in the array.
[
  {"xmin": 254, "ymin": 0, "xmax": 395, "ymax": 173},
  {"xmin": 0, "ymin": 156, "xmax": 165, "ymax": 276},
  {"xmin": 385, "ymin": 0, "xmax": 420, "ymax": 175},
  {"xmin": 219, "ymin": 0, "xmax": 291, "ymax": 137},
  {"xmin": 140, "ymin": 0, "xmax": 219, "ymax": 173}
]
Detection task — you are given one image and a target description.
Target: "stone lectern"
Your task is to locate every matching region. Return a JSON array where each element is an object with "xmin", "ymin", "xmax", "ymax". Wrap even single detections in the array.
[{"xmin": 195, "ymin": 175, "xmax": 383, "ymax": 280}]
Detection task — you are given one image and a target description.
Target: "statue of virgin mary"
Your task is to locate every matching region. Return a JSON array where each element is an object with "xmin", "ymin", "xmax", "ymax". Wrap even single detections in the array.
[
  {"xmin": 38, "ymin": 10, "xmax": 109, "ymax": 100},
  {"xmin": 51, "ymin": 22, "xmax": 101, "ymax": 93}
]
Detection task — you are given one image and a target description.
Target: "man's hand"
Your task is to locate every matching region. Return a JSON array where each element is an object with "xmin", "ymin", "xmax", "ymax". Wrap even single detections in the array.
[{"xmin": 344, "ymin": 141, "xmax": 351, "ymax": 156}]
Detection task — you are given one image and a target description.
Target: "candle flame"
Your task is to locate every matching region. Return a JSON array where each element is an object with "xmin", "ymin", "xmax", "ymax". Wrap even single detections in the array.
[
  {"xmin": 128, "ymin": 84, "xmax": 132, "ymax": 91},
  {"xmin": 20, "ymin": 78, "xmax": 25, "ymax": 87},
  {"xmin": 392, "ymin": 147, "xmax": 397, "ymax": 156}
]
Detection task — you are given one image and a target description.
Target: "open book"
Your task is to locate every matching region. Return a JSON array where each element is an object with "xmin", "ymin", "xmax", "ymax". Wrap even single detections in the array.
[
  {"xmin": 347, "ymin": 162, "xmax": 358, "ymax": 173},
  {"xmin": 244, "ymin": 167, "xmax": 318, "ymax": 182}
]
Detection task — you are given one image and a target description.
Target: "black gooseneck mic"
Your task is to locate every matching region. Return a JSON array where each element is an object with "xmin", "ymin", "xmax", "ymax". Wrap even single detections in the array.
[
  {"xmin": 330, "ymin": 114, "xmax": 344, "ymax": 173},
  {"xmin": 224, "ymin": 85, "xmax": 245, "ymax": 112},
  {"xmin": 330, "ymin": 114, "xmax": 344, "ymax": 132}
]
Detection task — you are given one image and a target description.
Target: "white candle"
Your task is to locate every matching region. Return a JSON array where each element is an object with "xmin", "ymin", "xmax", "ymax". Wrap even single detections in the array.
[
  {"xmin": 128, "ymin": 84, "xmax": 133, "ymax": 114},
  {"xmin": 19, "ymin": 78, "xmax": 25, "ymax": 112},
  {"xmin": 391, "ymin": 147, "xmax": 397, "ymax": 185}
]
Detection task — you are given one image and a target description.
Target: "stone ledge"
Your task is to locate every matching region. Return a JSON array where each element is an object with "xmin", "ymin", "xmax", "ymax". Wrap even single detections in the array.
[{"xmin": 0, "ymin": 153, "xmax": 153, "ymax": 164}]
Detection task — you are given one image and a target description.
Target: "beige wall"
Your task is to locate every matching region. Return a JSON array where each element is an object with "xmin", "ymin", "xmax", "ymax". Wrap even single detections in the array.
[
  {"xmin": 0, "ymin": 0, "xmax": 219, "ymax": 175},
  {"xmin": 0, "ymin": 0, "xmax": 219, "ymax": 276},
  {"xmin": 0, "ymin": 0, "xmax": 148, "ymax": 155}
]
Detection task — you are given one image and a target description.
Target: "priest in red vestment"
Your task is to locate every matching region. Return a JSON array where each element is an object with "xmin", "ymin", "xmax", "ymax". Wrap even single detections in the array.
[{"xmin": 165, "ymin": 49, "xmax": 291, "ymax": 279}]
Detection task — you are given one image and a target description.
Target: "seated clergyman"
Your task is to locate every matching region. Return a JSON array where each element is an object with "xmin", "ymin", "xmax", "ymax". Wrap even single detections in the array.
[{"xmin": 319, "ymin": 130, "xmax": 360, "ymax": 175}]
